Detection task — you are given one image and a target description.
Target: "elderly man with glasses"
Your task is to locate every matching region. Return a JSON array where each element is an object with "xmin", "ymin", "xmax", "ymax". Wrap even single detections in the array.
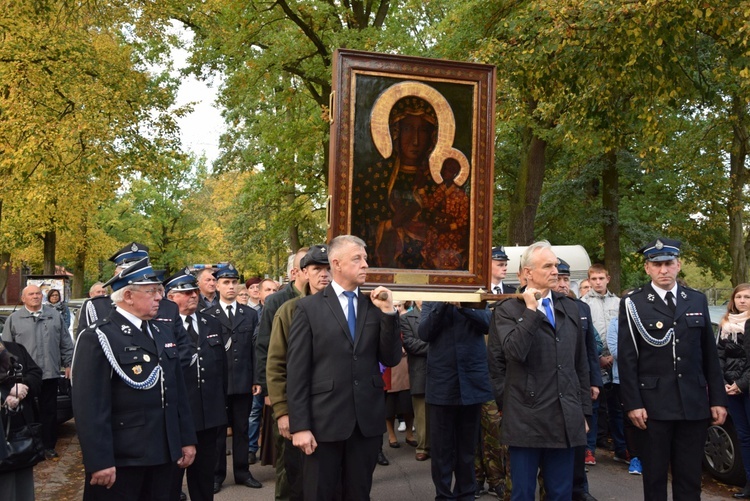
[{"xmin": 72, "ymin": 257, "xmax": 197, "ymax": 501}]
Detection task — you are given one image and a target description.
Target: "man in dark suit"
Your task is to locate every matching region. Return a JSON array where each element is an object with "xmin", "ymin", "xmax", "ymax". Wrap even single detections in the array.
[
  {"xmin": 490, "ymin": 246, "xmax": 511, "ymax": 294},
  {"xmin": 488, "ymin": 240, "xmax": 590, "ymax": 501},
  {"xmin": 165, "ymin": 269, "xmax": 227, "ymax": 501},
  {"xmin": 202, "ymin": 264, "xmax": 262, "ymax": 493},
  {"xmin": 72, "ymin": 258, "xmax": 196, "ymax": 501},
  {"xmin": 286, "ymin": 234, "xmax": 401, "ymax": 501},
  {"xmin": 618, "ymin": 237, "xmax": 727, "ymax": 501}
]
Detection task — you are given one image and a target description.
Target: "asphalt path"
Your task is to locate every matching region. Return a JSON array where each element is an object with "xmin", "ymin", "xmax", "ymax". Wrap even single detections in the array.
[{"xmin": 36, "ymin": 421, "xmax": 742, "ymax": 500}]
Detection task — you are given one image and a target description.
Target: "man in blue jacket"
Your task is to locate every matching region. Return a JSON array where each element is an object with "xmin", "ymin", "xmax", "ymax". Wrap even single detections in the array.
[{"xmin": 419, "ymin": 301, "xmax": 493, "ymax": 500}]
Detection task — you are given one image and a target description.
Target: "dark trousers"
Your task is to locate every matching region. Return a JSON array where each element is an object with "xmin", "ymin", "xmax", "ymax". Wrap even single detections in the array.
[
  {"xmin": 215, "ymin": 393, "xmax": 251, "ymax": 484},
  {"xmin": 37, "ymin": 378, "xmax": 58, "ymax": 449},
  {"xmin": 84, "ymin": 462, "xmax": 173, "ymax": 501},
  {"xmin": 605, "ymin": 384, "xmax": 626, "ymax": 455},
  {"xmin": 301, "ymin": 423, "xmax": 379, "ymax": 501},
  {"xmin": 573, "ymin": 413, "xmax": 595, "ymax": 496},
  {"xmin": 430, "ymin": 403, "xmax": 482, "ymax": 501},
  {"xmin": 40, "ymin": 378, "xmax": 58, "ymax": 450},
  {"xmin": 614, "ymin": 384, "xmax": 640, "ymax": 457},
  {"xmin": 170, "ymin": 427, "xmax": 218, "ymax": 501},
  {"xmin": 728, "ymin": 394, "xmax": 750, "ymax": 482},
  {"xmin": 284, "ymin": 437, "xmax": 304, "ymax": 501},
  {"xmin": 509, "ymin": 446, "xmax": 574, "ymax": 501},
  {"xmin": 635, "ymin": 418, "xmax": 708, "ymax": 501}
]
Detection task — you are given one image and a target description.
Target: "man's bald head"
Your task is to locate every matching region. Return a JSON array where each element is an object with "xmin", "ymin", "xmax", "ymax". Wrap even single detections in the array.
[{"xmin": 21, "ymin": 285, "xmax": 43, "ymax": 311}]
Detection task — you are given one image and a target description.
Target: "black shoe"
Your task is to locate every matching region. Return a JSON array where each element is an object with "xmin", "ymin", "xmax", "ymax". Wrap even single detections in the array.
[
  {"xmin": 475, "ymin": 483, "xmax": 487, "ymax": 498},
  {"xmin": 213, "ymin": 483, "xmax": 222, "ymax": 494},
  {"xmin": 238, "ymin": 475, "xmax": 262, "ymax": 489},
  {"xmin": 248, "ymin": 451, "xmax": 257, "ymax": 465},
  {"xmin": 44, "ymin": 449, "xmax": 59, "ymax": 460},
  {"xmin": 377, "ymin": 451, "xmax": 389, "ymax": 466},
  {"xmin": 733, "ymin": 492, "xmax": 750, "ymax": 499},
  {"xmin": 572, "ymin": 493, "xmax": 598, "ymax": 501},
  {"xmin": 180, "ymin": 491, "xmax": 187, "ymax": 501},
  {"xmin": 488, "ymin": 484, "xmax": 505, "ymax": 498}
]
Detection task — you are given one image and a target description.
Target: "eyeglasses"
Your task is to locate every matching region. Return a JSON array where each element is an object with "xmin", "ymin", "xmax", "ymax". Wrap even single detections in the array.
[{"xmin": 133, "ymin": 287, "xmax": 164, "ymax": 297}]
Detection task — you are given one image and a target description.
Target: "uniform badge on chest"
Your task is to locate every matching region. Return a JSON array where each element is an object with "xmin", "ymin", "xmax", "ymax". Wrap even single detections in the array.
[{"xmin": 133, "ymin": 365, "xmax": 143, "ymax": 375}]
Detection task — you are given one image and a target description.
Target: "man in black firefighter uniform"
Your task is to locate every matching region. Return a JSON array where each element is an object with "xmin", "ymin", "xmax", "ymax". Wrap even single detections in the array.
[
  {"xmin": 202, "ymin": 264, "xmax": 262, "ymax": 493},
  {"xmin": 618, "ymin": 238, "xmax": 727, "ymax": 501}
]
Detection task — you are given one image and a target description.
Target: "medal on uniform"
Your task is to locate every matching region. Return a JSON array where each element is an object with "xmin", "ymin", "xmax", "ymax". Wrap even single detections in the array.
[
  {"xmin": 143, "ymin": 354, "xmax": 151, "ymax": 362},
  {"xmin": 656, "ymin": 321, "xmax": 663, "ymax": 329},
  {"xmin": 133, "ymin": 365, "xmax": 143, "ymax": 375}
]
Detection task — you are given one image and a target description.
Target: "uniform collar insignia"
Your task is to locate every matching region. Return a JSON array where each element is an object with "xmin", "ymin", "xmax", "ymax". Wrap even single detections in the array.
[
  {"xmin": 647, "ymin": 293, "xmax": 655, "ymax": 302},
  {"xmin": 152, "ymin": 324, "xmax": 160, "ymax": 332},
  {"xmin": 680, "ymin": 291, "xmax": 687, "ymax": 299},
  {"xmin": 121, "ymin": 325, "xmax": 131, "ymax": 334},
  {"xmin": 201, "ymin": 317, "xmax": 207, "ymax": 324}
]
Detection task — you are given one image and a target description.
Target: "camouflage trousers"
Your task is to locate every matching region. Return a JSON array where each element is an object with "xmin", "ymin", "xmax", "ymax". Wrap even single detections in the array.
[{"xmin": 474, "ymin": 400, "xmax": 510, "ymax": 498}]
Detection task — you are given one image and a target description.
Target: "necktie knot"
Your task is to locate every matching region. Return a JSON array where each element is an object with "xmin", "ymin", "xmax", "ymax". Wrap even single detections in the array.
[
  {"xmin": 493, "ymin": 285, "xmax": 501, "ymax": 294},
  {"xmin": 343, "ymin": 291, "xmax": 357, "ymax": 340}
]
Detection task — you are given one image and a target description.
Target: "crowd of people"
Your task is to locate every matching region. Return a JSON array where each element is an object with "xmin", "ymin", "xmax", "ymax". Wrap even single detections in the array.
[{"xmin": 2, "ymin": 235, "xmax": 749, "ymax": 501}]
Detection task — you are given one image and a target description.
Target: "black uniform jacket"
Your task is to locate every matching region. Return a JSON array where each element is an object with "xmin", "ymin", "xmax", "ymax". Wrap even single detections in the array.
[
  {"xmin": 618, "ymin": 283, "xmax": 727, "ymax": 421},
  {"xmin": 76, "ymin": 295, "xmax": 114, "ymax": 335},
  {"xmin": 78, "ymin": 297, "xmax": 192, "ymax": 369},
  {"xmin": 201, "ymin": 302, "xmax": 257, "ymax": 395},
  {"xmin": 182, "ymin": 312, "xmax": 228, "ymax": 432},
  {"xmin": 72, "ymin": 311, "xmax": 197, "ymax": 473},
  {"xmin": 286, "ymin": 284, "xmax": 401, "ymax": 441}
]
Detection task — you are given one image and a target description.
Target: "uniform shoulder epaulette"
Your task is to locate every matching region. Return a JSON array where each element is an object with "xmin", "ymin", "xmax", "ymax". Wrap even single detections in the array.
[
  {"xmin": 87, "ymin": 316, "xmax": 111, "ymax": 331},
  {"xmin": 626, "ymin": 287, "xmax": 642, "ymax": 296}
]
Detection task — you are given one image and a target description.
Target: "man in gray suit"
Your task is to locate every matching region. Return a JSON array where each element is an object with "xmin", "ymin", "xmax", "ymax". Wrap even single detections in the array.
[
  {"xmin": 286, "ymin": 235, "xmax": 401, "ymax": 501},
  {"xmin": 488, "ymin": 240, "xmax": 590, "ymax": 501}
]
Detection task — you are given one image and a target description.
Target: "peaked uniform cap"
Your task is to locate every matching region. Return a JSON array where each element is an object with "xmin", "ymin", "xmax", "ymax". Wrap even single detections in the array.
[
  {"xmin": 213, "ymin": 264, "xmax": 239, "ymax": 280},
  {"xmin": 164, "ymin": 267, "xmax": 199, "ymax": 293},
  {"xmin": 491, "ymin": 246, "xmax": 508, "ymax": 261},
  {"xmin": 104, "ymin": 257, "xmax": 160, "ymax": 291},
  {"xmin": 109, "ymin": 242, "xmax": 150, "ymax": 266},
  {"xmin": 557, "ymin": 258, "xmax": 571, "ymax": 275},
  {"xmin": 637, "ymin": 238, "xmax": 681, "ymax": 262}
]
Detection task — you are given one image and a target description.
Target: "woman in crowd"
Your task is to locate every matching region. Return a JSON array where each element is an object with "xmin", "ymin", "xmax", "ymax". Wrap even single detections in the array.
[
  {"xmin": 45, "ymin": 289, "xmax": 70, "ymax": 330},
  {"xmin": 717, "ymin": 283, "xmax": 750, "ymax": 499},
  {"xmin": 0, "ymin": 340, "xmax": 43, "ymax": 501}
]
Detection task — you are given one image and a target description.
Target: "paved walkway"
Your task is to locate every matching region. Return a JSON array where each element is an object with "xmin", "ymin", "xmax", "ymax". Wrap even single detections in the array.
[{"xmin": 34, "ymin": 420, "xmax": 741, "ymax": 500}]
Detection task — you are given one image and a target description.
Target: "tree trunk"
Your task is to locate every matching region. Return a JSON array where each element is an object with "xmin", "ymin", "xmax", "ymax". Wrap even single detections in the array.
[
  {"xmin": 287, "ymin": 193, "xmax": 301, "ymax": 252},
  {"xmin": 507, "ymin": 124, "xmax": 547, "ymax": 245},
  {"xmin": 602, "ymin": 150, "xmax": 622, "ymax": 294},
  {"xmin": 43, "ymin": 229, "xmax": 56, "ymax": 275},
  {"xmin": 72, "ymin": 219, "xmax": 87, "ymax": 298},
  {"xmin": 730, "ymin": 98, "xmax": 749, "ymax": 287}
]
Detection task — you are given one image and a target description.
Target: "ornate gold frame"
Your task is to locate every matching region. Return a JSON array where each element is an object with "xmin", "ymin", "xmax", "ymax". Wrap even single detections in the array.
[{"xmin": 328, "ymin": 49, "xmax": 496, "ymax": 293}]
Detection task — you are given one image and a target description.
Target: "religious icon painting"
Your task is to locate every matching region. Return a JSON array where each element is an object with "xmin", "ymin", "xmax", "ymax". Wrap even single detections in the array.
[{"xmin": 328, "ymin": 49, "xmax": 496, "ymax": 293}]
